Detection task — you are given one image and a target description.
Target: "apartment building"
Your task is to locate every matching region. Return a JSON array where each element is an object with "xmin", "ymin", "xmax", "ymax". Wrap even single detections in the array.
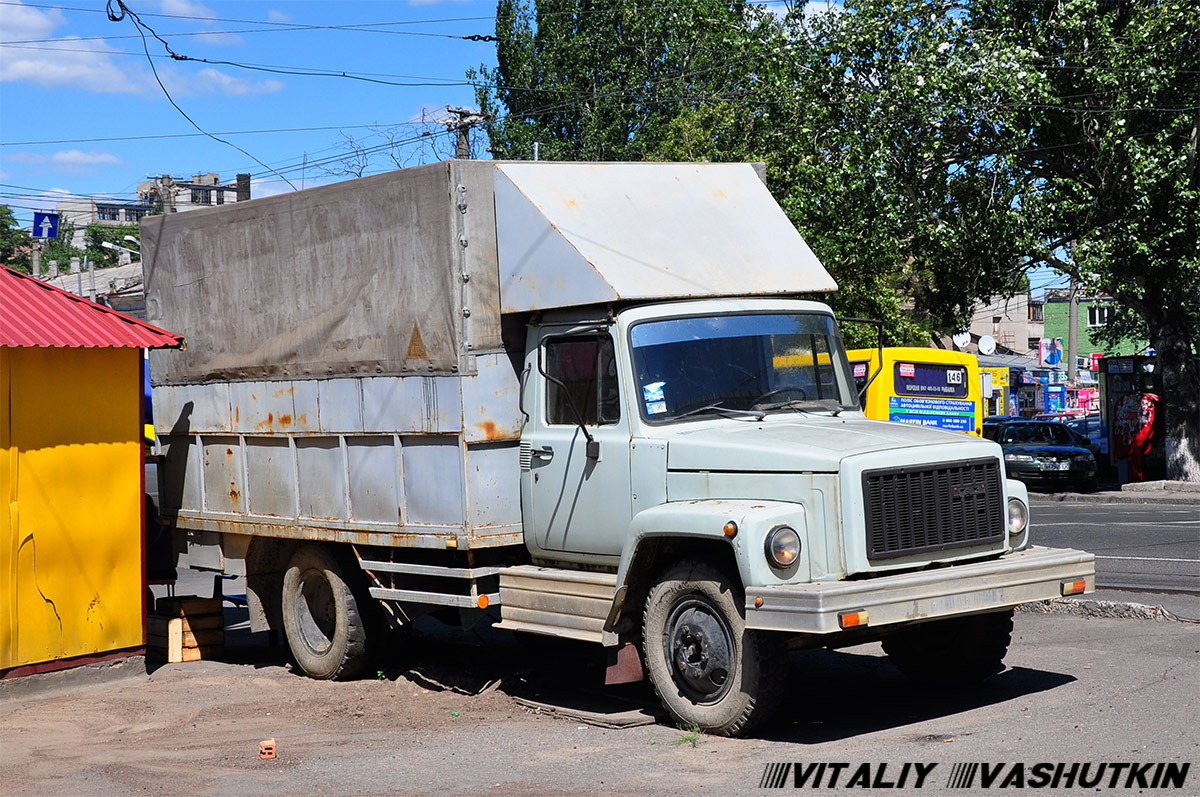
[
  {"xmin": 967, "ymin": 293, "xmax": 1045, "ymax": 356},
  {"xmin": 56, "ymin": 172, "xmax": 250, "ymax": 247}
]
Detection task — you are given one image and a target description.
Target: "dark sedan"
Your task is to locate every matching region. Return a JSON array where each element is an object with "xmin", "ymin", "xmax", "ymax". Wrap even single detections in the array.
[{"xmin": 982, "ymin": 419, "xmax": 1097, "ymax": 492}]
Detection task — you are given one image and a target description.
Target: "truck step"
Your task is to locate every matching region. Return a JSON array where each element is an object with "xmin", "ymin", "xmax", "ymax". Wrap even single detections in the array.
[{"xmin": 495, "ymin": 565, "xmax": 618, "ymax": 644}]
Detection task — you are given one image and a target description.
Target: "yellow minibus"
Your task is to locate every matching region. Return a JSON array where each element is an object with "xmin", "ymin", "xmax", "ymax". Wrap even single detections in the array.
[{"xmin": 845, "ymin": 347, "xmax": 983, "ymax": 436}]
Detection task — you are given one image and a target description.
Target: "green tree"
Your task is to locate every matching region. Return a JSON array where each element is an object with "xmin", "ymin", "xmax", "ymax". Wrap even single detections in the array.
[
  {"xmin": 85, "ymin": 223, "xmax": 143, "ymax": 269},
  {"xmin": 471, "ymin": 0, "xmax": 788, "ymax": 162},
  {"xmin": 984, "ymin": 0, "xmax": 1199, "ymax": 480},
  {"xmin": 0, "ymin": 205, "xmax": 33, "ymax": 273}
]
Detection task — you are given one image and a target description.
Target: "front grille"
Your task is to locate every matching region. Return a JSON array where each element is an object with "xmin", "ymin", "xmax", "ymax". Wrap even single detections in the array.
[{"xmin": 863, "ymin": 458, "xmax": 1004, "ymax": 561}]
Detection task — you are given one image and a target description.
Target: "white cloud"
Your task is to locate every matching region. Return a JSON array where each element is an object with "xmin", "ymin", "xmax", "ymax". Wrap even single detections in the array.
[
  {"xmin": 5, "ymin": 150, "xmax": 125, "ymax": 174},
  {"xmin": 52, "ymin": 150, "xmax": 125, "ymax": 167},
  {"xmin": 159, "ymin": 0, "xmax": 215, "ymax": 18},
  {"xmin": 267, "ymin": 9, "xmax": 290, "ymax": 23},
  {"xmin": 0, "ymin": 39, "xmax": 142, "ymax": 93},
  {"xmin": 173, "ymin": 67, "xmax": 284, "ymax": 96},
  {"xmin": 0, "ymin": 0, "xmax": 64, "ymax": 40}
]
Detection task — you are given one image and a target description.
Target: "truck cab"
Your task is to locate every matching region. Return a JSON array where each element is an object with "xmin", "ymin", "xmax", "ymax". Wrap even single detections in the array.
[{"xmin": 505, "ymin": 296, "xmax": 1089, "ymax": 735}]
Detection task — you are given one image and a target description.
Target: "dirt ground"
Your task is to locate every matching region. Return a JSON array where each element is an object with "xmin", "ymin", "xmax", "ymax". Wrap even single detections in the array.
[{"xmin": 3, "ymin": 611, "xmax": 1198, "ymax": 795}]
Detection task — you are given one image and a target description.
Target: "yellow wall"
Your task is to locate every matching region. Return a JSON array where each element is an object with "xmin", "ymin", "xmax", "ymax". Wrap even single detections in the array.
[{"xmin": 2, "ymin": 346, "xmax": 143, "ymax": 672}]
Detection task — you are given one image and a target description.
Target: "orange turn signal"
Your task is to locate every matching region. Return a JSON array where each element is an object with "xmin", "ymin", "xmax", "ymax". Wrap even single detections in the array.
[
  {"xmin": 723, "ymin": 521, "xmax": 738, "ymax": 538},
  {"xmin": 476, "ymin": 594, "xmax": 490, "ymax": 609},
  {"xmin": 838, "ymin": 610, "xmax": 869, "ymax": 629},
  {"xmin": 1061, "ymin": 580, "xmax": 1088, "ymax": 596}
]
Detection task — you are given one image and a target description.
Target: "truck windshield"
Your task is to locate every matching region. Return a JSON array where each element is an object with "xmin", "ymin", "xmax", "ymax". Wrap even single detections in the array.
[{"xmin": 629, "ymin": 312, "xmax": 858, "ymax": 422}]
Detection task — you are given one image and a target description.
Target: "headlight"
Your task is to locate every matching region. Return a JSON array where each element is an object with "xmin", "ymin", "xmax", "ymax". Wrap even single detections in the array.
[
  {"xmin": 1007, "ymin": 498, "xmax": 1028, "ymax": 536},
  {"xmin": 1073, "ymin": 454, "xmax": 1093, "ymax": 464},
  {"xmin": 1005, "ymin": 453, "xmax": 1034, "ymax": 462},
  {"xmin": 764, "ymin": 525, "xmax": 801, "ymax": 568}
]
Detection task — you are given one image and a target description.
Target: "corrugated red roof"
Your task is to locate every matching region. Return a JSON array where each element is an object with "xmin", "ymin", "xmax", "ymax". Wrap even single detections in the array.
[{"xmin": 1, "ymin": 266, "xmax": 183, "ymax": 349}]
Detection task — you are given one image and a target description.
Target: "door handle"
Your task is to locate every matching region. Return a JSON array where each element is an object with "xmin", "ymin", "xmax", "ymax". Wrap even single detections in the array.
[{"xmin": 531, "ymin": 446, "xmax": 554, "ymax": 462}]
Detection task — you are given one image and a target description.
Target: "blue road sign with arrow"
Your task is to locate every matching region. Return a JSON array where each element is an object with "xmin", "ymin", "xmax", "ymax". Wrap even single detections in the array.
[{"xmin": 33, "ymin": 212, "xmax": 60, "ymax": 240}]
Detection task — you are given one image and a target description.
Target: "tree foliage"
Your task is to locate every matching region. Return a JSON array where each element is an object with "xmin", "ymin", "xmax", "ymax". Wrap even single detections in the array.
[
  {"xmin": 0, "ymin": 205, "xmax": 33, "ymax": 273},
  {"xmin": 476, "ymin": 0, "xmax": 1200, "ymax": 477},
  {"xmin": 472, "ymin": 0, "xmax": 787, "ymax": 161},
  {"xmin": 85, "ymin": 222, "xmax": 143, "ymax": 269}
]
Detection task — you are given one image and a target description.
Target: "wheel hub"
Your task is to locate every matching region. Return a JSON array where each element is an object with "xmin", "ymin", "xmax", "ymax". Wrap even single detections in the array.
[{"xmin": 666, "ymin": 599, "xmax": 734, "ymax": 703}]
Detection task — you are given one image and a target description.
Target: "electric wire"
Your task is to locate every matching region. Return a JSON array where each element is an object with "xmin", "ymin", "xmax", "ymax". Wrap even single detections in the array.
[{"xmin": 104, "ymin": 0, "xmax": 297, "ymax": 191}]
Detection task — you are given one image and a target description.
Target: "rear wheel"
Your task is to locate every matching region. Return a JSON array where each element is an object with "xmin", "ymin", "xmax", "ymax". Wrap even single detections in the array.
[
  {"xmin": 882, "ymin": 609, "xmax": 1014, "ymax": 686},
  {"xmin": 642, "ymin": 561, "xmax": 785, "ymax": 737},
  {"xmin": 281, "ymin": 544, "xmax": 373, "ymax": 680}
]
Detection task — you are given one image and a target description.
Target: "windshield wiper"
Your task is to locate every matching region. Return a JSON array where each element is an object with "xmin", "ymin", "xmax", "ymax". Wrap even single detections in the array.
[
  {"xmin": 674, "ymin": 401, "xmax": 765, "ymax": 421},
  {"xmin": 754, "ymin": 398, "xmax": 848, "ymax": 415}
]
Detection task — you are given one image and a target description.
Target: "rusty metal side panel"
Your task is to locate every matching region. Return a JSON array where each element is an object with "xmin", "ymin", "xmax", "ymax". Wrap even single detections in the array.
[
  {"xmin": 361, "ymin": 376, "xmax": 462, "ymax": 434},
  {"xmin": 288, "ymin": 381, "xmax": 321, "ymax": 433},
  {"xmin": 465, "ymin": 441, "xmax": 521, "ymax": 530},
  {"xmin": 316, "ymin": 378, "xmax": 363, "ymax": 433},
  {"xmin": 295, "ymin": 438, "xmax": 347, "ymax": 520},
  {"xmin": 461, "ymin": 351, "xmax": 523, "ymax": 444},
  {"xmin": 401, "ymin": 436, "xmax": 465, "ymax": 525},
  {"xmin": 202, "ymin": 436, "xmax": 245, "ymax": 514},
  {"xmin": 153, "ymin": 383, "xmax": 232, "ymax": 435},
  {"xmin": 347, "ymin": 436, "xmax": 401, "ymax": 523},
  {"xmin": 229, "ymin": 381, "xmax": 311, "ymax": 435},
  {"xmin": 153, "ymin": 369, "xmax": 530, "ymax": 549},
  {"xmin": 159, "ymin": 435, "xmax": 202, "ymax": 513},
  {"xmin": 244, "ymin": 437, "xmax": 294, "ymax": 518},
  {"xmin": 173, "ymin": 513, "xmax": 524, "ymax": 551}
]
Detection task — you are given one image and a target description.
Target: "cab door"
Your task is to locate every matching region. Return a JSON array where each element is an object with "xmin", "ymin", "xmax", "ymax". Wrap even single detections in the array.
[{"xmin": 523, "ymin": 326, "xmax": 632, "ymax": 558}]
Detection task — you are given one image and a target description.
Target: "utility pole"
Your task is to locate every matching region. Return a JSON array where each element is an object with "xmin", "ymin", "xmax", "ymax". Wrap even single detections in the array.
[
  {"xmin": 445, "ymin": 107, "xmax": 484, "ymax": 159},
  {"xmin": 1067, "ymin": 274, "xmax": 1080, "ymax": 384}
]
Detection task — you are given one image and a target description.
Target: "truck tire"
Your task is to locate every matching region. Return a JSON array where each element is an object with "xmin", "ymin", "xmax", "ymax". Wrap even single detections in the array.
[
  {"xmin": 281, "ymin": 544, "xmax": 372, "ymax": 680},
  {"xmin": 642, "ymin": 561, "xmax": 785, "ymax": 737},
  {"xmin": 882, "ymin": 609, "xmax": 1014, "ymax": 686}
]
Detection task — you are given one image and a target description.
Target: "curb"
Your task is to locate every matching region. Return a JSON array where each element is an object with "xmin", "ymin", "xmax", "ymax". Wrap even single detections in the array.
[
  {"xmin": 1017, "ymin": 598, "xmax": 1198, "ymax": 623},
  {"xmin": 2, "ymin": 655, "xmax": 146, "ymax": 699},
  {"xmin": 1028, "ymin": 492, "xmax": 1200, "ymax": 505}
]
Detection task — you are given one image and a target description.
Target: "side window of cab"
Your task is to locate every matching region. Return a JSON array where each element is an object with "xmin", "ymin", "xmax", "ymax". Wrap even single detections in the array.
[{"xmin": 544, "ymin": 335, "xmax": 620, "ymax": 426}]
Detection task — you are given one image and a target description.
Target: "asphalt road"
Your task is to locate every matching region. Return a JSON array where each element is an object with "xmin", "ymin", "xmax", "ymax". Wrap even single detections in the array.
[
  {"xmin": 1028, "ymin": 502, "xmax": 1200, "ymax": 595},
  {"xmin": 4, "ymin": 611, "xmax": 1197, "ymax": 795}
]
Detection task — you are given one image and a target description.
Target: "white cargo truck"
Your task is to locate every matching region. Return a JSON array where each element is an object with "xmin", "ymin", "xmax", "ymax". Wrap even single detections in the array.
[{"xmin": 142, "ymin": 160, "xmax": 1095, "ymax": 736}]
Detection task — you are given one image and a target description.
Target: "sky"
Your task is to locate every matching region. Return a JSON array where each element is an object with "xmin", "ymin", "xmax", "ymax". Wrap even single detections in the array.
[{"xmin": 0, "ymin": 0, "xmax": 502, "ymax": 226}]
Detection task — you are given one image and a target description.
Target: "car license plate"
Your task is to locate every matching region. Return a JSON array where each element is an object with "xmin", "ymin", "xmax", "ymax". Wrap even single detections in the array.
[{"xmin": 1040, "ymin": 461, "xmax": 1070, "ymax": 471}]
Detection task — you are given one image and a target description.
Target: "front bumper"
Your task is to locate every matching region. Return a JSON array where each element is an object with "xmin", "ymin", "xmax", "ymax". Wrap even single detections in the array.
[
  {"xmin": 744, "ymin": 545, "xmax": 1095, "ymax": 634},
  {"xmin": 1007, "ymin": 462, "xmax": 1095, "ymax": 485}
]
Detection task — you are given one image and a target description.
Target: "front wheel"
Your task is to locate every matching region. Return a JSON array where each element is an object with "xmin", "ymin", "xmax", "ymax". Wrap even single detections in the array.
[
  {"xmin": 882, "ymin": 609, "xmax": 1014, "ymax": 686},
  {"xmin": 642, "ymin": 561, "xmax": 785, "ymax": 737},
  {"xmin": 281, "ymin": 544, "xmax": 373, "ymax": 680}
]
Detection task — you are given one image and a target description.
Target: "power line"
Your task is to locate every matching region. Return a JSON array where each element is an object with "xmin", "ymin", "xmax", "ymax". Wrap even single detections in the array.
[
  {"xmin": 104, "ymin": 0, "xmax": 297, "ymax": 191},
  {"xmin": 1, "ymin": 121, "xmax": 452, "ymax": 147}
]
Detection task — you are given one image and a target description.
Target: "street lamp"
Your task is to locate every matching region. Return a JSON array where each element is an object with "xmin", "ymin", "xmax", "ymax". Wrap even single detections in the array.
[{"xmin": 101, "ymin": 240, "xmax": 139, "ymax": 257}]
